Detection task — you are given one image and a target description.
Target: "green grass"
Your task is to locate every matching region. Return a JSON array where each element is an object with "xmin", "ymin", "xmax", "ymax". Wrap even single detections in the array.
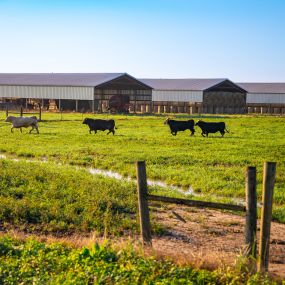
[
  {"xmin": 0, "ymin": 236, "xmax": 274, "ymax": 284},
  {"xmin": 0, "ymin": 112, "xmax": 284, "ymax": 224},
  {"xmin": 0, "ymin": 159, "xmax": 187, "ymax": 234}
]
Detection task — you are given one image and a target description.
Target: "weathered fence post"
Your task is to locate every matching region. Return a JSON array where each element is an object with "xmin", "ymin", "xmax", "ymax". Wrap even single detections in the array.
[
  {"xmin": 136, "ymin": 161, "xmax": 152, "ymax": 246},
  {"xmin": 245, "ymin": 166, "xmax": 257, "ymax": 258},
  {"xmin": 20, "ymin": 106, "xmax": 23, "ymax": 116},
  {"xmin": 258, "ymin": 162, "xmax": 276, "ymax": 272}
]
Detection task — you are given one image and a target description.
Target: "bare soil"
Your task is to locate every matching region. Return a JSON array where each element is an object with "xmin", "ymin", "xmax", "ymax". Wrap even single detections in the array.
[{"xmin": 149, "ymin": 203, "xmax": 285, "ymax": 280}]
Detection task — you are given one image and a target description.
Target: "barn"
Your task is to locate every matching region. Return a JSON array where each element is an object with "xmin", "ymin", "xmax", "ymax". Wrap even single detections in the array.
[
  {"xmin": 140, "ymin": 78, "xmax": 247, "ymax": 114},
  {"xmin": 237, "ymin": 83, "xmax": 285, "ymax": 114},
  {"xmin": 1, "ymin": 73, "xmax": 285, "ymax": 115},
  {"xmin": 0, "ymin": 73, "xmax": 152, "ymax": 112}
]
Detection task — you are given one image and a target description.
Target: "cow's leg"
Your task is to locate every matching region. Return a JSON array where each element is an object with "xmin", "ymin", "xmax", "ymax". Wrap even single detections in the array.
[
  {"xmin": 107, "ymin": 128, "xmax": 115, "ymax": 135},
  {"xmin": 220, "ymin": 131, "xmax": 225, "ymax": 137},
  {"xmin": 20, "ymin": 128, "xmax": 22, "ymax": 133},
  {"xmin": 190, "ymin": 129, "xmax": 195, "ymax": 136},
  {"xmin": 89, "ymin": 129, "xmax": 92, "ymax": 134},
  {"xmin": 11, "ymin": 127, "xmax": 14, "ymax": 133},
  {"xmin": 201, "ymin": 132, "xmax": 205, "ymax": 137}
]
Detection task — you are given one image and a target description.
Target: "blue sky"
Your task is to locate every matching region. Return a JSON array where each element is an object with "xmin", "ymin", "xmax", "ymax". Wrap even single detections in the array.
[{"xmin": 0, "ymin": 0, "xmax": 284, "ymax": 81}]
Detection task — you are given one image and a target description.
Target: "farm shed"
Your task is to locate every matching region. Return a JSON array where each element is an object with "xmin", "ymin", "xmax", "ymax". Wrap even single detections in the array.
[
  {"xmin": 0, "ymin": 73, "xmax": 152, "ymax": 112},
  {"xmin": 237, "ymin": 83, "xmax": 285, "ymax": 114},
  {"xmin": 141, "ymin": 78, "xmax": 247, "ymax": 114}
]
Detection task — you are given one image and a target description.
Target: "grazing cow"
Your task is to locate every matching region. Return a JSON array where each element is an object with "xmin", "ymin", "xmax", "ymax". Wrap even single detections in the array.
[
  {"xmin": 164, "ymin": 118, "xmax": 195, "ymax": 136},
  {"xmin": 83, "ymin": 118, "xmax": 116, "ymax": 135},
  {"xmin": 195, "ymin": 120, "xmax": 229, "ymax": 137},
  {"xmin": 5, "ymin": 116, "xmax": 39, "ymax": 134}
]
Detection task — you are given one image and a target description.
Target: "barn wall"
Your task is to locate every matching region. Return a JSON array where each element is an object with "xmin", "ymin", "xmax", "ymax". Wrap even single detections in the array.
[
  {"xmin": 94, "ymin": 89, "xmax": 152, "ymax": 112},
  {"xmin": 246, "ymin": 93, "xmax": 285, "ymax": 104},
  {"xmin": 152, "ymin": 90, "xmax": 203, "ymax": 102},
  {"xmin": 0, "ymin": 85, "xmax": 94, "ymax": 100},
  {"xmin": 203, "ymin": 91, "xmax": 246, "ymax": 114},
  {"xmin": 94, "ymin": 89, "xmax": 151, "ymax": 101}
]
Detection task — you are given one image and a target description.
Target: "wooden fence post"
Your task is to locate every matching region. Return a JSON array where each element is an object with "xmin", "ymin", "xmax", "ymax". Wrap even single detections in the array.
[
  {"xmin": 136, "ymin": 161, "xmax": 152, "ymax": 246},
  {"xmin": 20, "ymin": 106, "xmax": 23, "ymax": 116},
  {"xmin": 258, "ymin": 162, "xmax": 276, "ymax": 272},
  {"xmin": 245, "ymin": 166, "xmax": 257, "ymax": 258}
]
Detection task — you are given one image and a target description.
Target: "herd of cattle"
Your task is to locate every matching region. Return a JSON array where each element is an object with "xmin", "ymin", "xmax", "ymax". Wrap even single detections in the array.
[{"xmin": 5, "ymin": 116, "xmax": 229, "ymax": 137}]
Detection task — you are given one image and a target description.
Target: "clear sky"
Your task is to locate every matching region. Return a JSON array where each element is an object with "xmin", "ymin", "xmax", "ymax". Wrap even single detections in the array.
[{"xmin": 0, "ymin": 0, "xmax": 284, "ymax": 81}]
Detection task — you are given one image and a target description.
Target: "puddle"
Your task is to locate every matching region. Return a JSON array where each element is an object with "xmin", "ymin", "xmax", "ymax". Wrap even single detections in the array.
[{"xmin": 88, "ymin": 167, "xmax": 196, "ymax": 196}]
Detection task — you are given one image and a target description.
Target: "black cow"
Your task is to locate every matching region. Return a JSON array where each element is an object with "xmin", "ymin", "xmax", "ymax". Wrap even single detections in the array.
[
  {"xmin": 164, "ymin": 118, "xmax": 195, "ymax": 136},
  {"xmin": 83, "ymin": 118, "xmax": 116, "ymax": 135},
  {"xmin": 195, "ymin": 120, "xmax": 229, "ymax": 137}
]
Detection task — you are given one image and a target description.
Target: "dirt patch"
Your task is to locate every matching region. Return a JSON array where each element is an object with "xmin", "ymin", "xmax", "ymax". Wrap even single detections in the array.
[{"xmin": 149, "ymin": 203, "xmax": 285, "ymax": 279}]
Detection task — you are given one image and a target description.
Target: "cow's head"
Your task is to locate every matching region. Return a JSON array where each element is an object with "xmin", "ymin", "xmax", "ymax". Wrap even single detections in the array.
[
  {"xmin": 5, "ymin": 116, "xmax": 13, "ymax": 123},
  {"xmin": 195, "ymin": 120, "xmax": 203, "ymax": 126},
  {"xmin": 82, "ymin": 118, "xmax": 89, "ymax": 124}
]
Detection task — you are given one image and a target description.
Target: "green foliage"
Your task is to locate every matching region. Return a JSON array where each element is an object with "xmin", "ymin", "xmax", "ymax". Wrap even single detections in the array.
[
  {"xmin": 0, "ymin": 159, "xmax": 138, "ymax": 234},
  {"xmin": 0, "ymin": 237, "xmax": 275, "ymax": 284}
]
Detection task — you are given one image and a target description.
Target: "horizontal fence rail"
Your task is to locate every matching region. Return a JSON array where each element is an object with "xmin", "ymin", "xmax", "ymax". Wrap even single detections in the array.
[{"xmin": 148, "ymin": 194, "xmax": 246, "ymax": 212}]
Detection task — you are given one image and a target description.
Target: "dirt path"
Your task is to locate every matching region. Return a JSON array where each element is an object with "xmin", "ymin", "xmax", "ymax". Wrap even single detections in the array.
[{"xmin": 149, "ymin": 203, "xmax": 285, "ymax": 280}]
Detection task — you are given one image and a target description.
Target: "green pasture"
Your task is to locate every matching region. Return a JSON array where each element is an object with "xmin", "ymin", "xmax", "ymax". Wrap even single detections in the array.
[{"xmin": 0, "ymin": 111, "xmax": 284, "ymax": 224}]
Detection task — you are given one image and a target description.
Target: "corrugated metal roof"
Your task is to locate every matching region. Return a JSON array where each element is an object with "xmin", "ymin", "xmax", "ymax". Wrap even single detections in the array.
[
  {"xmin": 0, "ymin": 73, "xmax": 126, "ymax": 87},
  {"xmin": 237, "ymin": 83, "xmax": 285, "ymax": 94},
  {"xmin": 140, "ymin": 78, "xmax": 227, "ymax": 91}
]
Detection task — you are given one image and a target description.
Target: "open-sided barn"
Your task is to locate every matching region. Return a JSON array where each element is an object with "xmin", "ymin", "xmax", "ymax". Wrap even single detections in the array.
[
  {"xmin": 141, "ymin": 78, "xmax": 247, "ymax": 114},
  {"xmin": 0, "ymin": 73, "xmax": 152, "ymax": 112},
  {"xmin": 0, "ymin": 73, "xmax": 285, "ymax": 114},
  {"xmin": 238, "ymin": 83, "xmax": 285, "ymax": 114}
]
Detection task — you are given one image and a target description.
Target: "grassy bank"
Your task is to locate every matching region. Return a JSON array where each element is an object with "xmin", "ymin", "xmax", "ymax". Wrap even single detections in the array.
[{"xmin": 0, "ymin": 236, "xmax": 273, "ymax": 284}]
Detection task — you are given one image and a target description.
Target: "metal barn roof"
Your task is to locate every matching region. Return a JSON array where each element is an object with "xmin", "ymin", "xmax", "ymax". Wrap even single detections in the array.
[
  {"xmin": 140, "ymin": 78, "xmax": 228, "ymax": 91},
  {"xmin": 0, "ymin": 73, "xmax": 126, "ymax": 87},
  {"xmin": 237, "ymin": 83, "xmax": 285, "ymax": 94}
]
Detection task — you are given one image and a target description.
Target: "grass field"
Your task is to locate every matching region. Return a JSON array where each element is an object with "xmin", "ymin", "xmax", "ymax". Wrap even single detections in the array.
[{"xmin": 0, "ymin": 111, "xmax": 284, "ymax": 224}]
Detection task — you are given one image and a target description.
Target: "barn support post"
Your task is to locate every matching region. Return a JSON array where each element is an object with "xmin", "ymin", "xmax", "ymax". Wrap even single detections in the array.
[
  {"xmin": 245, "ymin": 167, "xmax": 257, "ymax": 259},
  {"xmin": 136, "ymin": 161, "xmax": 152, "ymax": 246},
  {"xmin": 258, "ymin": 162, "xmax": 276, "ymax": 273},
  {"xmin": 146, "ymin": 104, "xmax": 150, "ymax": 113},
  {"xmin": 39, "ymin": 104, "xmax": 42, "ymax": 122},
  {"xmin": 134, "ymin": 90, "xmax": 137, "ymax": 114},
  {"xmin": 75, "ymin": 100, "xmax": 79, "ymax": 112}
]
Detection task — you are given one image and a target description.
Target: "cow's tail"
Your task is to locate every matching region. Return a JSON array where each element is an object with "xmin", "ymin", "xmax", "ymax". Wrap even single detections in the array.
[{"xmin": 225, "ymin": 128, "xmax": 230, "ymax": 133}]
